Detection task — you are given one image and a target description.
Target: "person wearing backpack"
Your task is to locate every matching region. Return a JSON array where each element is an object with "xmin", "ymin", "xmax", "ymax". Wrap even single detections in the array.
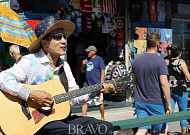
[{"xmin": 165, "ymin": 43, "xmax": 190, "ymax": 135}]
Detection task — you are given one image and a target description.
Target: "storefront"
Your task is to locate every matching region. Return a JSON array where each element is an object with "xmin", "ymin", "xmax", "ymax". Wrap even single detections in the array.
[{"xmin": 1, "ymin": 0, "xmax": 190, "ymax": 101}]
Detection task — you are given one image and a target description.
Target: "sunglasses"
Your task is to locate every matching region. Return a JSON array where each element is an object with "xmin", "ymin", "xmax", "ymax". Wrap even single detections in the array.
[{"xmin": 50, "ymin": 33, "xmax": 67, "ymax": 41}]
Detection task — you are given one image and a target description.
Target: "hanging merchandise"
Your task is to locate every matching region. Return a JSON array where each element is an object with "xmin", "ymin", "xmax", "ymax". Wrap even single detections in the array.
[
  {"xmin": 129, "ymin": 0, "xmax": 142, "ymax": 22},
  {"xmin": 102, "ymin": 13, "xmax": 113, "ymax": 33},
  {"xmin": 141, "ymin": 0, "xmax": 149, "ymax": 22},
  {"xmin": 69, "ymin": 0, "xmax": 80, "ymax": 12},
  {"xmin": 157, "ymin": 0, "xmax": 166, "ymax": 22},
  {"xmin": 112, "ymin": 19, "xmax": 117, "ymax": 29},
  {"xmin": 94, "ymin": 0, "xmax": 101, "ymax": 8},
  {"xmin": 80, "ymin": 0, "xmax": 94, "ymax": 13},
  {"xmin": 61, "ymin": 8, "xmax": 72, "ymax": 20},
  {"xmin": 101, "ymin": 0, "xmax": 117, "ymax": 14},
  {"xmin": 72, "ymin": 11, "xmax": 82, "ymax": 36},
  {"xmin": 110, "ymin": 39, "xmax": 116, "ymax": 48},
  {"xmin": 116, "ymin": 18, "xmax": 125, "ymax": 49},
  {"xmin": 117, "ymin": 39, "xmax": 125, "ymax": 49},
  {"xmin": 92, "ymin": 13, "xmax": 103, "ymax": 34},
  {"xmin": 109, "ymin": 30, "xmax": 116, "ymax": 38},
  {"xmin": 92, "ymin": 13, "xmax": 105, "ymax": 40},
  {"xmin": 160, "ymin": 28, "xmax": 172, "ymax": 42},
  {"xmin": 160, "ymin": 41, "xmax": 172, "ymax": 54},
  {"xmin": 135, "ymin": 27, "xmax": 147, "ymax": 40},
  {"xmin": 116, "ymin": 19, "xmax": 124, "ymax": 29},
  {"xmin": 59, "ymin": 0, "xmax": 70, "ymax": 8},
  {"xmin": 70, "ymin": 0, "xmax": 80, "ymax": 10},
  {"xmin": 10, "ymin": 0, "xmax": 19, "ymax": 10},
  {"xmin": 117, "ymin": 29, "xmax": 125, "ymax": 39},
  {"xmin": 82, "ymin": 13, "xmax": 92, "ymax": 35},
  {"xmin": 147, "ymin": 27, "xmax": 160, "ymax": 35},
  {"xmin": 133, "ymin": 40, "xmax": 147, "ymax": 54},
  {"xmin": 105, "ymin": 61, "xmax": 128, "ymax": 80},
  {"xmin": 149, "ymin": 0, "xmax": 157, "ymax": 23},
  {"xmin": 93, "ymin": 0, "xmax": 101, "ymax": 13},
  {"xmin": 117, "ymin": 48, "xmax": 125, "ymax": 60}
]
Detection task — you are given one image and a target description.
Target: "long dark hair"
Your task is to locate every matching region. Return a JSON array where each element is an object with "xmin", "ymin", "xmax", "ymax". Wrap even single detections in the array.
[{"xmin": 170, "ymin": 43, "xmax": 183, "ymax": 58}]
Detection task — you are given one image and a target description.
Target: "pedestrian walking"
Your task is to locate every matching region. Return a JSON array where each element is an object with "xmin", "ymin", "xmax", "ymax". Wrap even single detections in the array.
[
  {"xmin": 165, "ymin": 43, "xmax": 190, "ymax": 135},
  {"xmin": 132, "ymin": 33, "xmax": 172, "ymax": 135},
  {"xmin": 81, "ymin": 45, "xmax": 106, "ymax": 120}
]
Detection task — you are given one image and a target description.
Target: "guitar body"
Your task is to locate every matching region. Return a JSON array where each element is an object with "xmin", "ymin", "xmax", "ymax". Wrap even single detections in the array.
[{"xmin": 0, "ymin": 79, "xmax": 70, "ymax": 135}]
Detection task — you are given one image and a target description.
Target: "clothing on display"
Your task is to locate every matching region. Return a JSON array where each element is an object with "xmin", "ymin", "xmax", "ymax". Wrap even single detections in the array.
[
  {"xmin": 141, "ymin": 0, "xmax": 149, "ymax": 22},
  {"xmin": 160, "ymin": 41, "xmax": 172, "ymax": 54},
  {"xmin": 81, "ymin": 13, "xmax": 92, "ymax": 35},
  {"xmin": 101, "ymin": 0, "xmax": 117, "ymax": 14},
  {"xmin": 80, "ymin": 0, "xmax": 94, "ymax": 13},
  {"xmin": 117, "ymin": 39, "xmax": 125, "ymax": 49},
  {"xmin": 92, "ymin": 13, "xmax": 103, "ymax": 34},
  {"xmin": 102, "ymin": 14, "xmax": 113, "ymax": 33},
  {"xmin": 70, "ymin": 0, "xmax": 80, "ymax": 10},
  {"xmin": 59, "ymin": 0, "xmax": 70, "ymax": 8},
  {"xmin": 147, "ymin": 28, "xmax": 160, "ymax": 35},
  {"xmin": 133, "ymin": 40, "xmax": 147, "ymax": 54},
  {"xmin": 129, "ymin": 0, "xmax": 142, "ymax": 22},
  {"xmin": 93, "ymin": 0, "xmax": 102, "ymax": 13},
  {"xmin": 149, "ymin": 0, "xmax": 157, "ymax": 23},
  {"xmin": 117, "ymin": 29, "xmax": 125, "ymax": 39},
  {"xmin": 10, "ymin": 0, "xmax": 19, "ymax": 10},
  {"xmin": 160, "ymin": 28, "xmax": 172, "ymax": 42},
  {"xmin": 157, "ymin": 0, "xmax": 166, "ymax": 22},
  {"xmin": 135, "ymin": 27, "xmax": 147, "ymax": 40},
  {"xmin": 105, "ymin": 62, "xmax": 128, "ymax": 80},
  {"xmin": 72, "ymin": 11, "xmax": 82, "ymax": 36}
]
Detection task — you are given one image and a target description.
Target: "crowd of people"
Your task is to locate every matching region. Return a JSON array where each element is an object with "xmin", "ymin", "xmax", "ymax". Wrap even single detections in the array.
[{"xmin": 0, "ymin": 15, "xmax": 190, "ymax": 135}]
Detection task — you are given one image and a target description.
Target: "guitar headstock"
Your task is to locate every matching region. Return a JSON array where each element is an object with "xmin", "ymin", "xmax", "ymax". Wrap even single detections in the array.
[{"xmin": 114, "ymin": 73, "xmax": 133, "ymax": 92}]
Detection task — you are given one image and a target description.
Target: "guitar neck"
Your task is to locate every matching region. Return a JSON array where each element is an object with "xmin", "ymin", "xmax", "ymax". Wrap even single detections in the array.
[{"xmin": 54, "ymin": 80, "xmax": 114, "ymax": 104}]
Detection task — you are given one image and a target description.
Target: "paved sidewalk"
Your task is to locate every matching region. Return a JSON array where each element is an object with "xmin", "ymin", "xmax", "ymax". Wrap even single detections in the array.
[{"xmin": 71, "ymin": 101, "xmax": 183, "ymax": 135}]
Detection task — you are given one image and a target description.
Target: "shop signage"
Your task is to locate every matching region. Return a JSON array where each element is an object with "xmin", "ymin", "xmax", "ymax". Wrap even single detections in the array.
[{"xmin": 0, "ymin": 0, "xmax": 9, "ymax": 7}]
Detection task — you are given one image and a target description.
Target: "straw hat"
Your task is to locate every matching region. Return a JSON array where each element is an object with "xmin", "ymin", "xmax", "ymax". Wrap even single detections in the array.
[{"xmin": 29, "ymin": 16, "xmax": 75, "ymax": 53}]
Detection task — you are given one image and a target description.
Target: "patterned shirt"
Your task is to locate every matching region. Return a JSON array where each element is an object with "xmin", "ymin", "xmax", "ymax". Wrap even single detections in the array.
[{"xmin": 0, "ymin": 49, "xmax": 90, "ymax": 106}]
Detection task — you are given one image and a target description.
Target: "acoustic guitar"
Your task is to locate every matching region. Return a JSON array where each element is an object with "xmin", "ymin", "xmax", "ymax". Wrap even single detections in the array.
[{"xmin": 0, "ymin": 75, "xmax": 132, "ymax": 135}]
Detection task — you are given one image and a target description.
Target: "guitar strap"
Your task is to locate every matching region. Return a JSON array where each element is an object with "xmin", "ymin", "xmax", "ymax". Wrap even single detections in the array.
[
  {"xmin": 21, "ymin": 100, "xmax": 32, "ymax": 120},
  {"xmin": 59, "ymin": 58, "xmax": 69, "ymax": 92}
]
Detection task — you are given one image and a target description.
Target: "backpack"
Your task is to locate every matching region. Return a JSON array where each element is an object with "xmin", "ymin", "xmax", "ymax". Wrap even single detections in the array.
[{"xmin": 167, "ymin": 59, "xmax": 187, "ymax": 96}]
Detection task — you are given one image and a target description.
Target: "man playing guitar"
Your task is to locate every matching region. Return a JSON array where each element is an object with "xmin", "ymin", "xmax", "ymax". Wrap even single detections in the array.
[{"xmin": 0, "ymin": 16, "xmax": 115, "ymax": 135}]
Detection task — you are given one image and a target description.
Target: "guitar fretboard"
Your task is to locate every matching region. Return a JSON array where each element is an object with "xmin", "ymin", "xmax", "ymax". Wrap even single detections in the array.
[{"xmin": 54, "ymin": 80, "xmax": 114, "ymax": 104}]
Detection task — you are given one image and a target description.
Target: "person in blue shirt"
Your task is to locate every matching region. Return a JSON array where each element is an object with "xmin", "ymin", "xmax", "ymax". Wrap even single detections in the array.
[
  {"xmin": 132, "ymin": 33, "xmax": 172, "ymax": 135},
  {"xmin": 81, "ymin": 45, "xmax": 106, "ymax": 120}
]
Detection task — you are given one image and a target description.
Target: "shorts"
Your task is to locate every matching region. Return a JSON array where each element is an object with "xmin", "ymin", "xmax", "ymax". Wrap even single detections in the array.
[
  {"xmin": 135, "ymin": 101, "xmax": 166, "ymax": 131},
  {"xmin": 87, "ymin": 93, "xmax": 103, "ymax": 105}
]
